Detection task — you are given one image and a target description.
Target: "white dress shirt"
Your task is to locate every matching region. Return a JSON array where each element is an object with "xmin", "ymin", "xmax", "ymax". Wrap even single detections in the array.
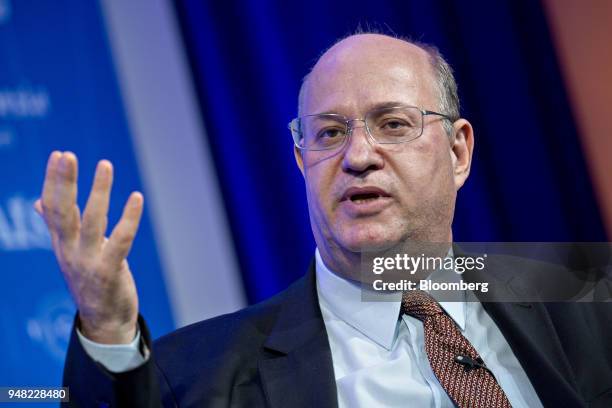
[
  {"xmin": 81, "ymin": 248, "xmax": 543, "ymax": 407},
  {"xmin": 315, "ymin": 249, "xmax": 543, "ymax": 408}
]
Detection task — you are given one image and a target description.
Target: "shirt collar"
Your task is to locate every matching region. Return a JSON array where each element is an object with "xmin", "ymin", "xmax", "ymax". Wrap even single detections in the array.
[{"xmin": 315, "ymin": 248, "xmax": 466, "ymax": 351}]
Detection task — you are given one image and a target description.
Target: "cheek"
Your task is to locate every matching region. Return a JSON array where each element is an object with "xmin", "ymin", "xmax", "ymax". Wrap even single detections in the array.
[
  {"xmin": 303, "ymin": 162, "xmax": 336, "ymax": 216},
  {"xmin": 393, "ymin": 139, "xmax": 454, "ymax": 198}
]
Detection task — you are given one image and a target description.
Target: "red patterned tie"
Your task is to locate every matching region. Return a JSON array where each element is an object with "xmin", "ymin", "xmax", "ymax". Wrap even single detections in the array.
[{"xmin": 401, "ymin": 290, "xmax": 512, "ymax": 408}]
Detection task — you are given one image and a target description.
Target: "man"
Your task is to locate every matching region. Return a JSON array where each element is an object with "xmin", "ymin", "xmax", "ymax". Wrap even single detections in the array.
[{"xmin": 37, "ymin": 34, "xmax": 611, "ymax": 407}]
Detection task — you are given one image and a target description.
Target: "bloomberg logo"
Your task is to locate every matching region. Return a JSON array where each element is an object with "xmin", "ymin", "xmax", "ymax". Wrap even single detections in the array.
[{"xmin": 0, "ymin": 0, "xmax": 11, "ymax": 25}]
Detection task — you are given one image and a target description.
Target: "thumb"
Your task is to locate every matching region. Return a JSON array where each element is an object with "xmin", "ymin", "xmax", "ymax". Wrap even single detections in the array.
[{"xmin": 33, "ymin": 199, "xmax": 44, "ymax": 216}]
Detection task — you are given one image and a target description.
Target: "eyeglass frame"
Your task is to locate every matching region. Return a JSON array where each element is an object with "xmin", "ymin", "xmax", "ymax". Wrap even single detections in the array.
[{"xmin": 288, "ymin": 105, "xmax": 455, "ymax": 151}]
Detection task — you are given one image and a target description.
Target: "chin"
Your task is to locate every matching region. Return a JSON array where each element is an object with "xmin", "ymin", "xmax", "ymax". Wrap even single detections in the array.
[{"xmin": 338, "ymin": 226, "xmax": 403, "ymax": 253}]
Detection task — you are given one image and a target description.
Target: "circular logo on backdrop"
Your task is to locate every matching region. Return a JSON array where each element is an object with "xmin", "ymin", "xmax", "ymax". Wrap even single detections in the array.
[
  {"xmin": 27, "ymin": 293, "xmax": 76, "ymax": 362},
  {"xmin": 0, "ymin": 0, "xmax": 11, "ymax": 25}
]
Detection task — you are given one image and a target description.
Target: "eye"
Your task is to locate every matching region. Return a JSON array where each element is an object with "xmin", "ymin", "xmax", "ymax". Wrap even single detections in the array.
[
  {"xmin": 382, "ymin": 119, "xmax": 408, "ymax": 130},
  {"xmin": 379, "ymin": 118, "xmax": 413, "ymax": 131},
  {"xmin": 317, "ymin": 127, "xmax": 345, "ymax": 139}
]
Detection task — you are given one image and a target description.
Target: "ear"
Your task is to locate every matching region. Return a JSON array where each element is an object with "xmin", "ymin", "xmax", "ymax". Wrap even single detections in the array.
[
  {"xmin": 449, "ymin": 118, "xmax": 474, "ymax": 190},
  {"xmin": 294, "ymin": 145, "xmax": 305, "ymax": 177}
]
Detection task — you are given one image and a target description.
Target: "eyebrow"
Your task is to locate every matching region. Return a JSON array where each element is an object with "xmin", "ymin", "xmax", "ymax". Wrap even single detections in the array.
[{"xmin": 316, "ymin": 101, "xmax": 413, "ymax": 116}]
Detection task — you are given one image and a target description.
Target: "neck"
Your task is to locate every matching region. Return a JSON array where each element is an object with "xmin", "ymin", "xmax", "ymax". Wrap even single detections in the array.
[{"xmin": 318, "ymin": 231, "xmax": 453, "ymax": 283}]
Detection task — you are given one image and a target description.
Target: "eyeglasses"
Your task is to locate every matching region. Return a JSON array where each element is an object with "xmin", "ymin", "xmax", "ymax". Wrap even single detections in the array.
[{"xmin": 288, "ymin": 105, "xmax": 454, "ymax": 151}]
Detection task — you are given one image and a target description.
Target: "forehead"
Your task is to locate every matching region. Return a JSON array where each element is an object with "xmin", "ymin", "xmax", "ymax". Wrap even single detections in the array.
[{"xmin": 303, "ymin": 34, "xmax": 437, "ymax": 116}]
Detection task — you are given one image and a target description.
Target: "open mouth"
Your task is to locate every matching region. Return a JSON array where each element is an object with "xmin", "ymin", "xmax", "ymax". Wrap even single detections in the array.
[
  {"xmin": 341, "ymin": 186, "xmax": 391, "ymax": 204},
  {"xmin": 349, "ymin": 192, "xmax": 382, "ymax": 203}
]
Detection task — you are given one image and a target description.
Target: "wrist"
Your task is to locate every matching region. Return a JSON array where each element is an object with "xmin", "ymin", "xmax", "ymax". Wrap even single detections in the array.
[{"xmin": 79, "ymin": 314, "xmax": 138, "ymax": 345}]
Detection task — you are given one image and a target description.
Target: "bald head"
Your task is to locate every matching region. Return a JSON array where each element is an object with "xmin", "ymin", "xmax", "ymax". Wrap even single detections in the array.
[
  {"xmin": 312, "ymin": 34, "xmax": 434, "ymax": 84},
  {"xmin": 298, "ymin": 33, "xmax": 459, "ymax": 132},
  {"xmin": 292, "ymin": 33, "xmax": 474, "ymax": 276}
]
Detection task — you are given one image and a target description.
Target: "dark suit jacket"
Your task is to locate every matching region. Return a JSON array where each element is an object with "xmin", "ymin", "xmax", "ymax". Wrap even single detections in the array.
[{"xmin": 63, "ymin": 258, "xmax": 612, "ymax": 407}]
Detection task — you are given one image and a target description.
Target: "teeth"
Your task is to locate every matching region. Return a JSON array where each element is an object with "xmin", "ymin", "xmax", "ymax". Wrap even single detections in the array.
[{"xmin": 351, "ymin": 195, "xmax": 379, "ymax": 203}]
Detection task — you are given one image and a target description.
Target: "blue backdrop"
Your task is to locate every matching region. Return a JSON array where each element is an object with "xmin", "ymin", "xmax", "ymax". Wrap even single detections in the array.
[
  {"xmin": 0, "ymin": 0, "xmax": 174, "ymax": 396},
  {"xmin": 0, "ymin": 0, "xmax": 609, "ymax": 396},
  {"xmin": 173, "ymin": 0, "xmax": 608, "ymax": 303}
]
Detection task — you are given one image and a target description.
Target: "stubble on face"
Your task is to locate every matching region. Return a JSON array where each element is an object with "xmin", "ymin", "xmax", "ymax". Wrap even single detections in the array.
[{"xmin": 298, "ymin": 34, "xmax": 457, "ymax": 278}]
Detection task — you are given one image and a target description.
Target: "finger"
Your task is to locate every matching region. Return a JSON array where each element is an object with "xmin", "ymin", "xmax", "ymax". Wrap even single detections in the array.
[
  {"xmin": 51, "ymin": 152, "xmax": 80, "ymax": 242},
  {"xmin": 34, "ymin": 198, "xmax": 60, "ymax": 254},
  {"xmin": 101, "ymin": 192, "xmax": 144, "ymax": 268},
  {"xmin": 33, "ymin": 199, "xmax": 43, "ymax": 216},
  {"xmin": 40, "ymin": 151, "xmax": 62, "ymax": 218},
  {"xmin": 80, "ymin": 160, "xmax": 113, "ymax": 251}
]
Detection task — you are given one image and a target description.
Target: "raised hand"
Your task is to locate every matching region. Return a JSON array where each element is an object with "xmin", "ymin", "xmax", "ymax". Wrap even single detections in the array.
[{"xmin": 34, "ymin": 151, "xmax": 143, "ymax": 344}]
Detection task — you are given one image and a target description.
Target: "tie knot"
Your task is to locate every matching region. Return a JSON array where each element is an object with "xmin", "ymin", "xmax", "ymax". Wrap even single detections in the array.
[{"xmin": 401, "ymin": 290, "xmax": 444, "ymax": 320}]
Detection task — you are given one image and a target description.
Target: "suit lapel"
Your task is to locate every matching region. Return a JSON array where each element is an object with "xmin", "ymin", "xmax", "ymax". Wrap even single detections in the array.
[
  {"xmin": 259, "ymin": 261, "xmax": 338, "ymax": 408},
  {"xmin": 258, "ymin": 252, "xmax": 588, "ymax": 407},
  {"xmin": 463, "ymin": 255, "xmax": 585, "ymax": 406},
  {"xmin": 480, "ymin": 301, "xmax": 584, "ymax": 406}
]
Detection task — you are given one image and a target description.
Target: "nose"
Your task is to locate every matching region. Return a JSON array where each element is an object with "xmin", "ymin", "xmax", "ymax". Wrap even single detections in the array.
[{"xmin": 341, "ymin": 121, "xmax": 384, "ymax": 175}]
